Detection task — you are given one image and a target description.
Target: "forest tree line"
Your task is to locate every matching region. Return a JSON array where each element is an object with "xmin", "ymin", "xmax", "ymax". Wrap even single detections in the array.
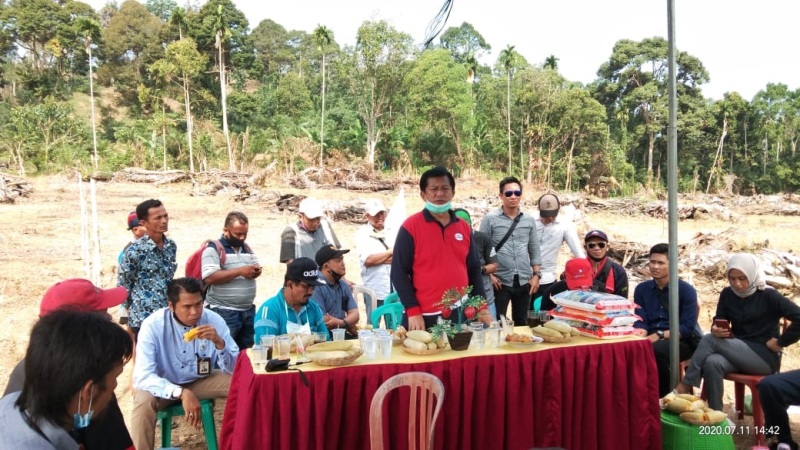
[{"xmin": 0, "ymin": 0, "xmax": 798, "ymax": 194}]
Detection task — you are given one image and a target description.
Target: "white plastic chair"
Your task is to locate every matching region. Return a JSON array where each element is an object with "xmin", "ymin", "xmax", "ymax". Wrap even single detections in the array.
[
  {"xmin": 369, "ymin": 372, "xmax": 445, "ymax": 450},
  {"xmin": 352, "ymin": 285, "xmax": 378, "ymax": 325}
]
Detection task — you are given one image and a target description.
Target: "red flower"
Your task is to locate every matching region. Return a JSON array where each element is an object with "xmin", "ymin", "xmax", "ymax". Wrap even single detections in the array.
[
  {"xmin": 441, "ymin": 308, "xmax": 452, "ymax": 319},
  {"xmin": 464, "ymin": 306, "xmax": 477, "ymax": 319},
  {"xmin": 479, "ymin": 303, "xmax": 488, "ymax": 311}
]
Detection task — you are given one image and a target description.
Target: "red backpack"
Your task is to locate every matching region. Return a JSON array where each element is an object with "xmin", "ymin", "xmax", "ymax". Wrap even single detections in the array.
[{"xmin": 184, "ymin": 239, "xmax": 252, "ymax": 283}]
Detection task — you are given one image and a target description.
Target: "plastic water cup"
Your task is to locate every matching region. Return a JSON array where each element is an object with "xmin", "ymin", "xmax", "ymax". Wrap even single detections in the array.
[
  {"xmin": 313, "ymin": 331, "xmax": 328, "ymax": 343},
  {"xmin": 379, "ymin": 335, "xmax": 393, "ymax": 358},
  {"xmin": 251, "ymin": 345, "xmax": 267, "ymax": 371},
  {"xmin": 362, "ymin": 334, "xmax": 377, "ymax": 359},
  {"xmin": 472, "ymin": 329, "xmax": 486, "ymax": 349},
  {"xmin": 260, "ymin": 335, "xmax": 275, "ymax": 359},
  {"xmin": 488, "ymin": 326, "xmax": 502, "ymax": 348},
  {"xmin": 332, "ymin": 328, "xmax": 346, "ymax": 341},
  {"xmin": 275, "ymin": 335, "xmax": 291, "ymax": 360},
  {"xmin": 538, "ymin": 311, "xmax": 551, "ymax": 323}
]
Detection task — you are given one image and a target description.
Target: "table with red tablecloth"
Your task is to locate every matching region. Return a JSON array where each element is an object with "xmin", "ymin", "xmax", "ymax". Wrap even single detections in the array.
[{"xmin": 220, "ymin": 334, "xmax": 661, "ymax": 450}]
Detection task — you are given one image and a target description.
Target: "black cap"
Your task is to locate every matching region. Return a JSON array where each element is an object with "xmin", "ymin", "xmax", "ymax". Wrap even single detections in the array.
[
  {"xmin": 584, "ymin": 229, "xmax": 609, "ymax": 242},
  {"xmin": 285, "ymin": 258, "xmax": 325, "ymax": 286},
  {"xmin": 315, "ymin": 245, "xmax": 351, "ymax": 266}
]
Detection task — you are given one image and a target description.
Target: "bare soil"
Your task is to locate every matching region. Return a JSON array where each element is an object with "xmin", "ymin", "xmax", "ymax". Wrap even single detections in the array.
[{"xmin": 0, "ymin": 175, "xmax": 797, "ymax": 449}]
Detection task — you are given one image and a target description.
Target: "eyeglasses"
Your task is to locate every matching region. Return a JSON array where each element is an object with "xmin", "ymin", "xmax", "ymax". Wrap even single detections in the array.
[
  {"xmin": 586, "ymin": 242, "xmax": 607, "ymax": 249},
  {"xmin": 296, "ymin": 282, "xmax": 315, "ymax": 292},
  {"xmin": 503, "ymin": 190, "xmax": 522, "ymax": 197}
]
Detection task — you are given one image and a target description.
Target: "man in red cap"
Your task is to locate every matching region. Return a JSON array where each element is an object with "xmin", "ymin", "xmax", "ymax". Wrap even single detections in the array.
[{"xmin": 3, "ymin": 279, "xmax": 134, "ymax": 450}]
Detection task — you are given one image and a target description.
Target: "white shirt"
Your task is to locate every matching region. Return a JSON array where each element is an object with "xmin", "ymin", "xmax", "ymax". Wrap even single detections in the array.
[
  {"xmin": 535, "ymin": 217, "xmax": 585, "ymax": 284},
  {"xmin": 355, "ymin": 224, "xmax": 391, "ymax": 300}
]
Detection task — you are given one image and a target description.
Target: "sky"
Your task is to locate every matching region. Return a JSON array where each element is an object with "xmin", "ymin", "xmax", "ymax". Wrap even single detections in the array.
[{"xmin": 90, "ymin": 0, "xmax": 799, "ymax": 101}]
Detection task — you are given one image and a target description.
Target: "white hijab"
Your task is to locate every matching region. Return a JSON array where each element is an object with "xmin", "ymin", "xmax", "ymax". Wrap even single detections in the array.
[{"xmin": 727, "ymin": 253, "xmax": 767, "ymax": 298}]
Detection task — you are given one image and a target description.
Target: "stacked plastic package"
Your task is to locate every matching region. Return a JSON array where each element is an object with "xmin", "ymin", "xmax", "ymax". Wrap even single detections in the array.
[{"xmin": 549, "ymin": 290, "xmax": 640, "ymax": 339}]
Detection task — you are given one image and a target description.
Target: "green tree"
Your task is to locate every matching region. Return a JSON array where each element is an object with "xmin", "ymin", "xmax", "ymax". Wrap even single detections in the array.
[
  {"xmin": 150, "ymin": 38, "xmax": 207, "ymax": 172},
  {"xmin": 212, "ymin": 4, "xmax": 233, "ymax": 170},
  {"xmin": 405, "ymin": 49, "xmax": 473, "ymax": 167},
  {"xmin": 498, "ymin": 45, "xmax": 518, "ymax": 170},
  {"xmin": 75, "ymin": 16, "xmax": 101, "ymax": 170},
  {"xmin": 438, "ymin": 22, "xmax": 491, "ymax": 64},
  {"xmin": 594, "ymin": 37, "xmax": 708, "ymax": 187},
  {"xmin": 145, "ymin": 0, "xmax": 177, "ymax": 21},
  {"xmin": 544, "ymin": 55, "xmax": 559, "ymax": 71},
  {"xmin": 347, "ymin": 20, "xmax": 414, "ymax": 168},
  {"xmin": 313, "ymin": 25, "xmax": 333, "ymax": 167}
]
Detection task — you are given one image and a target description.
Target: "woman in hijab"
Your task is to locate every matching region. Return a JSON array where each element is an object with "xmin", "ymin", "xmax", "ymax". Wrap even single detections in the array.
[{"xmin": 675, "ymin": 254, "xmax": 800, "ymax": 410}]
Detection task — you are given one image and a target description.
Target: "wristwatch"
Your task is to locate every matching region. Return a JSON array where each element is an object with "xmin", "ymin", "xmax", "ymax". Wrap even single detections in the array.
[
  {"xmin": 171, "ymin": 387, "xmax": 183, "ymax": 400},
  {"xmin": 532, "ymin": 271, "xmax": 542, "ymax": 279},
  {"xmin": 656, "ymin": 330, "xmax": 665, "ymax": 340},
  {"xmin": 481, "ymin": 266, "xmax": 487, "ymax": 275}
]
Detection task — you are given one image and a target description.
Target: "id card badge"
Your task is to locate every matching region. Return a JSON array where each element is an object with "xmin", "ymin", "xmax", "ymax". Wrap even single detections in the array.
[{"xmin": 197, "ymin": 356, "xmax": 211, "ymax": 375}]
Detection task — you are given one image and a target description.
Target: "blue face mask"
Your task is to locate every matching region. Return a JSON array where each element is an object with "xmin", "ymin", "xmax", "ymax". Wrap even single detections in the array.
[
  {"xmin": 73, "ymin": 389, "xmax": 94, "ymax": 430},
  {"xmin": 425, "ymin": 201, "xmax": 452, "ymax": 214}
]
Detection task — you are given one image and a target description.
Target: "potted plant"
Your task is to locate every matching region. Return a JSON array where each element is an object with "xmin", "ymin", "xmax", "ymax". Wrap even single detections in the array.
[{"xmin": 433, "ymin": 286, "xmax": 489, "ymax": 351}]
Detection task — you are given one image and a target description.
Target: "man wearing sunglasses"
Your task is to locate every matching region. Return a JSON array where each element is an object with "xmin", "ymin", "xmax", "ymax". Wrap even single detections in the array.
[
  {"xmin": 479, "ymin": 176, "xmax": 541, "ymax": 324},
  {"xmin": 584, "ymin": 230, "xmax": 629, "ymax": 298}
]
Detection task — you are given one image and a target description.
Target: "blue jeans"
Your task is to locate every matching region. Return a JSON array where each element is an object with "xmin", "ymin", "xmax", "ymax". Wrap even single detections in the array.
[{"xmin": 209, "ymin": 304, "xmax": 255, "ymax": 349}]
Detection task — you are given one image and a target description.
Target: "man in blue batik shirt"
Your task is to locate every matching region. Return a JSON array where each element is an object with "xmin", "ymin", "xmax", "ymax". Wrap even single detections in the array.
[
  {"xmin": 132, "ymin": 277, "xmax": 238, "ymax": 450},
  {"xmin": 118, "ymin": 198, "xmax": 177, "ymax": 341},
  {"xmin": 633, "ymin": 243, "xmax": 699, "ymax": 397}
]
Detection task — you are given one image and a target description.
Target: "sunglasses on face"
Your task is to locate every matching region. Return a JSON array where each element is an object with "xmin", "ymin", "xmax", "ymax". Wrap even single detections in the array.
[
  {"xmin": 503, "ymin": 190, "xmax": 522, "ymax": 197},
  {"xmin": 586, "ymin": 242, "xmax": 607, "ymax": 249}
]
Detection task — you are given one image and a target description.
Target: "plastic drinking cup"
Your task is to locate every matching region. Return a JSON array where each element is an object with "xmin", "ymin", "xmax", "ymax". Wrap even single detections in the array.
[
  {"xmin": 362, "ymin": 334, "xmax": 377, "ymax": 359},
  {"xmin": 275, "ymin": 335, "xmax": 291, "ymax": 360},
  {"xmin": 251, "ymin": 345, "xmax": 267, "ymax": 370},
  {"xmin": 332, "ymin": 328, "xmax": 346, "ymax": 341},
  {"xmin": 538, "ymin": 311, "xmax": 551, "ymax": 323},
  {"xmin": 313, "ymin": 331, "xmax": 328, "ymax": 343},
  {"xmin": 528, "ymin": 310, "xmax": 541, "ymax": 328},
  {"xmin": 260, "ymin": 335, "xmax": 275, "ymax": 359},
  {"xmin": 473, "ymin": 329, "xmax": 486, "ymax": 349},
  {"xmin": 489, "ymin": 326, "xmax": 501, "ymax": 348},
  {"xmin": 379, "ymin": 335, "xmax": 393, "ymax": 358}
]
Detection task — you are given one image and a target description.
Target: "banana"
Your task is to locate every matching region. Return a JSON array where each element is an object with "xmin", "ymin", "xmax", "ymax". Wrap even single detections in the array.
[
  {"xmin": 407, "ymin": 330, "xmax": 433, "ymax": 343},
  {"xmin": 677, "ymin": 393, "xmax": 701, "ymax": 402},
  {"xmin": 307, "ymin": 341, "xmax": 354, "ymax": 352},
  {"xmin": 403, "ymin": 338, "xmax": 429, "ymax": 351},
  {"xmin": 183, "ymin": 328, "xmax": 200, "ymax": 342},
  {"xmin": 665, "ymin": 398, "xmax": 693, "ymax": 414},
  {"xmin": 532, "ymin": 325, "xmax": 563, "ymax": 338},
  {"xmin": 426, "ymin": 342, "xmax": 438, "ymax": 350},
  {"xmin": 680, "ymin": 410, "xmax": 727, "ymax": 424},
  {"xmin": 543, "ymin": 320, "xmax": 572, "ymax": 334}
]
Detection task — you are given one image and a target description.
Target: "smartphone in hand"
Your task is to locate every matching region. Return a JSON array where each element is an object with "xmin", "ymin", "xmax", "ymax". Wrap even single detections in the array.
[{"xmin": 714, "ymin": 319, "xmax": 732, "ymax": 338}]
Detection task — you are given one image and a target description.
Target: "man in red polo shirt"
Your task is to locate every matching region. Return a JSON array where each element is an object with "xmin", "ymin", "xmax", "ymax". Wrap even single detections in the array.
[{"xmin": 391, "ymin": 166, "xmax": 486, "ymax": 331}]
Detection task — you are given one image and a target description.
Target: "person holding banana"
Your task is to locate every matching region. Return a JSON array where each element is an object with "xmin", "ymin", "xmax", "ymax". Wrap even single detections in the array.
[{"xmin": 131, "ymin": 277, "xmax": 238, "ymax": 450}]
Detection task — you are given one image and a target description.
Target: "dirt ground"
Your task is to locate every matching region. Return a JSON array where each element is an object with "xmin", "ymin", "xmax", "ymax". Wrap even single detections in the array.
[{"xmin": 0, "ymin": 174, "xmax": 798, "ymax": 449}]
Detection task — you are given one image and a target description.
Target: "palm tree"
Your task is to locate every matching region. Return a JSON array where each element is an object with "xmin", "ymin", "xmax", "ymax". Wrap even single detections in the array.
[
  {"xmin": 465, "ymin": 52, "xmax": 478, "ymax": 84},
  {"xmin": 76, "ymin": 17, "xmax": 101, "ymax": 171},
  {"xmin": 313, "ymin": 25, "xmax": 333, "ymax": 167},
  {"xmin": 499, "ymin": 45, "xmax": 516, "ymax": 170},
  {"xmin": 213, "ymin": 5, "xmax": 234, "ymax": 171},
  {"xmin": 170, "ymin": 7, "xmax": 187, "ymax": 41},
  {"xmin": 544, "ymin": 54, "xmax": 559, "ymax": 71}
]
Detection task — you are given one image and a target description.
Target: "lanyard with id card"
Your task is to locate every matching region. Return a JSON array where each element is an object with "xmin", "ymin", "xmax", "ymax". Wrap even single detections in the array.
[{"xmin": 197, "ymin": 354, "xmax": 211, "ymax": 375}]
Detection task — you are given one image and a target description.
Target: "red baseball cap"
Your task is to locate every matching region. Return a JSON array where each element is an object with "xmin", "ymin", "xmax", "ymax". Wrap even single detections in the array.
[
  {"xmin": 564, "ymin": 258, "xmax": 593, "ymax": 290},
  {"xmin": 40, "ymin": 279, "xmax": 128, "ymax": 317}
]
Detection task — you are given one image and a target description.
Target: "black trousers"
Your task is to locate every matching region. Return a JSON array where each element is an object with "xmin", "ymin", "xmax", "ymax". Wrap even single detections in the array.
[
  {"xmin": 652, "ymin": 338, "xmax": 694, "ymax": 397},
  {"xmin": 494, "ymin": 279, "xmax": 531, "ymax": 325}
]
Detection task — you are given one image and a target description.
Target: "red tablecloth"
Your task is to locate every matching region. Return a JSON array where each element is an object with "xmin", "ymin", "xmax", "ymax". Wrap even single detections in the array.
[{"xmin": 220, "ymin": 339, "xmax": 661, "ymax": 450}]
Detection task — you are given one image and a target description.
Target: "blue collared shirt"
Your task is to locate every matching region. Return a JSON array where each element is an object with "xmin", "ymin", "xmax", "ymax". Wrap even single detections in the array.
[
  {"xmin": 633, "ymin": 279, "xmax": 698, "ymax": 337},
  {"xmin": 254, "ymin": 289, "xmax": 327, "ymax": 343},
  {"xmin": 133, "ymin": 307, "xmax": 239, "ymax": 399},
  {"xmin": 118, "ymin": 235, "xmax": 178, "ymax": 328}
]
